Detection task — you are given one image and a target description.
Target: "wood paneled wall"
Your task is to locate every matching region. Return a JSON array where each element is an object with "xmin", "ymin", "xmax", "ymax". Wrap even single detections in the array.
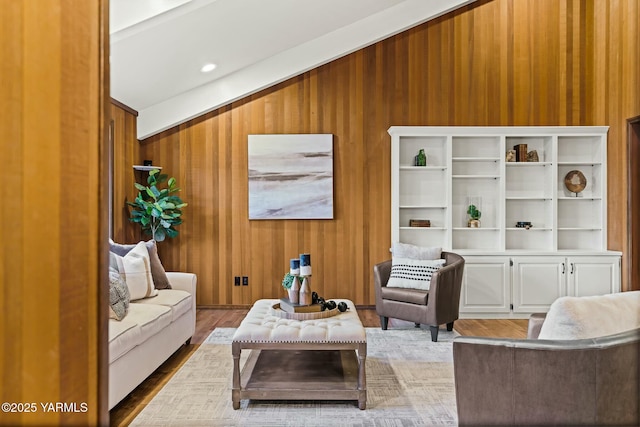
[
  {"xmin": 130, "ymin": 0, "xmax": 640, "ymax": 306},
  {"xmin": 1, "ymin": 1, "xmax": 109, "ymax": 425},
  {"xmin": 110, "ymin": 102, "xmax": 141, "ymax": 244}
]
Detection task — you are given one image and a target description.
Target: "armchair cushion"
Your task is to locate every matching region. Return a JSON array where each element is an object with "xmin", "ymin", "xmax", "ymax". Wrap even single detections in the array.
[
  {"xmin": 381, "ymin": 286, "xmax": 428, "ymax": 305},
  {"xmin": 387, "ymin": 257, "xmax": 446, "ymax": 290}
]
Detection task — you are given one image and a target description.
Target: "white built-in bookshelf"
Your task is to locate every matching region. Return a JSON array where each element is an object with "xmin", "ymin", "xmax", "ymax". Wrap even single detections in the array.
[{"xmin": 389, "ymin": 126, "xmax": 621, "ymax": 317}]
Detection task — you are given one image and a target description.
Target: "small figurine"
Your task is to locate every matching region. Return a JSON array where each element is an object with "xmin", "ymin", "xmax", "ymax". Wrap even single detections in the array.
[{"xmin": 506, "ymin": 149, "xmax": 516, "ymax": 162}]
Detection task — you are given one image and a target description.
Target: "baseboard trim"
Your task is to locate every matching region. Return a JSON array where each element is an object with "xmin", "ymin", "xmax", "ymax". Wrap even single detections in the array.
[{"xmin": 197, "ymin": 304, "xmax": 377, "ymax": 310}]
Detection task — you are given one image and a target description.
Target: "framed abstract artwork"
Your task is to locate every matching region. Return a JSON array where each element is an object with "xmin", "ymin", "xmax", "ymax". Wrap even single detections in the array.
[{"xmin": 248, "ymin": 134, "xmax": 334, "ymax": 219}]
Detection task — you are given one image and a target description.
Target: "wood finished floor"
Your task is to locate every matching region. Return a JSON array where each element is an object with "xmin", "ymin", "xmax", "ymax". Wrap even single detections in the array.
[{"xmin": 109, "ymin": 308, "xmax": 528, "ymax": 426}]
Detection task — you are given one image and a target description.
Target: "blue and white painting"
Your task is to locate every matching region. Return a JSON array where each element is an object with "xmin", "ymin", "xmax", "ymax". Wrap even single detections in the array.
[{"xmin": 248, "ymin": 134, "xmax": 334, "ymax": 220}]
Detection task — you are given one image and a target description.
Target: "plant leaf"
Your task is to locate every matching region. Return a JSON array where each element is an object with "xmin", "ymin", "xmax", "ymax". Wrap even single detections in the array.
[
  {"xmin": 145, "ymin": 187, "xmax": 156, "ymax": 200},
  {"xmin": 154, "ymin": 228, "xmax": 166, "ymax": 242},
  {"xmin": 165, "ymin": 227, "xmax": 178, "ymax": 238}
]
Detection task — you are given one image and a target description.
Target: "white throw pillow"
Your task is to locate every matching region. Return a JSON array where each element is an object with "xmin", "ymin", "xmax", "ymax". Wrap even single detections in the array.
[
  {"xmin": 386, "ymin": 257, "xmax": 446, "ymax": 291},
  {"xmin": 391, "ymin": 242, "xmax": 442, "ymax": 260},
  {"xmin": 111, "ymin": 241, "xmax": 158, "ymax": 301}
]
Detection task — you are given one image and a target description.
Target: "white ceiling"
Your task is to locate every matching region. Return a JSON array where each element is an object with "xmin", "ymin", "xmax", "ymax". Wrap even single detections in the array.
[{"xmin": 110, "ymin": 0, "xmax": 474, "ymax": 139}]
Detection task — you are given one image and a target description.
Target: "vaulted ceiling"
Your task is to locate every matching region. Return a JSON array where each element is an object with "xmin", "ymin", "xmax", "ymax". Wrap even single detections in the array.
[{"xmin": 110, "ymin": 0, "xmax": 474, "ymax": 139}]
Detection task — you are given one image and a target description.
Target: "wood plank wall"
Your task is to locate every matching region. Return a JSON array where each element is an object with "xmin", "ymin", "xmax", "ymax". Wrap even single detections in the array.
[
  {"xmin": 0, "ymin": 0, "xmax": 109, "ymax": 425},
  {"xmin": 119, "ymin": 0, "xmax": 639, "ymax": 307},
  {"xmin": 110, "ymin": 102, "xmax": 141, "ymax": 244}
]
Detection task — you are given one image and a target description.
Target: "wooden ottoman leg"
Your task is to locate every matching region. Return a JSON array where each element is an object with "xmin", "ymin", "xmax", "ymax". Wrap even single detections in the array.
[
  {"xmin": 232, "ymin": 342, "xmax": 241, "ymax": 409},
  {"xmin": 357, "ymin": 342, "xmax": 367, "ymax": 410}
]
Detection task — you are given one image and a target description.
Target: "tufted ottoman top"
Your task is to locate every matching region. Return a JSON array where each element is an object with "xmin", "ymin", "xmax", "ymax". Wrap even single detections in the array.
[{"xmin": 232, "ymin": 299, "xmax": 366, "ymax": 343}]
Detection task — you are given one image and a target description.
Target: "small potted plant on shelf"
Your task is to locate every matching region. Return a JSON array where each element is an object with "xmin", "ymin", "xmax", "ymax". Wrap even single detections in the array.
[{"xmin": 467, "ymin": 203, "xmax": 481, "ymax": 228}]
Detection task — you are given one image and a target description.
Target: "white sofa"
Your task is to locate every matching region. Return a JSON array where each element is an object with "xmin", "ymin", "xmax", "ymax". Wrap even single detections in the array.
[{"xmin": 108, "ymin": 272, "xmax": 197, "ymax": 410}]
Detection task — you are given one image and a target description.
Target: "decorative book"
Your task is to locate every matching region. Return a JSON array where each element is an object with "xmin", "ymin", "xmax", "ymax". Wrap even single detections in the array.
[
  {"xmin": 279, "ymin": 298, "xmax": 322, "ymax": 313},
  {"xmin": 514, "ymin": 144, "xmax": 528, "ymax": 162}
]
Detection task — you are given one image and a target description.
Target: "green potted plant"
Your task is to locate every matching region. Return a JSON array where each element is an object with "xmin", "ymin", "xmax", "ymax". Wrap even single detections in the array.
[
  {"xmin": 467, "ymin": 203, "xmax": 481, "ymax": 228},
  {"xmin": 128, "ymin": 169, "xmax": 187, "ymax": 241},
  {"xmin": 282, "ymin": 272, "xmax": 303, "ymax": 303}
]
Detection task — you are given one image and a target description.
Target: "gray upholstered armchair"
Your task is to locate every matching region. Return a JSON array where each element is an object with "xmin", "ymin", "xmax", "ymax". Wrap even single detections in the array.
[
  {"xmin": 373, "ymin": 251, "xmax": 465, "ymax": 341},
  {"xmin": 453, "ymin": 327, "xmax": 640, "ymax": 426},
  {"xmin": 453, "ymin": 291, "xmax": 640, "ymax": 426}
]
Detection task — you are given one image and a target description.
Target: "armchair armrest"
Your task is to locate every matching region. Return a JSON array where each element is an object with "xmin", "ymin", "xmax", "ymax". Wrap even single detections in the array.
[
  {"xmin": 426, "ymin": 255, "xmax": 464, "ymax": 325},
  {"xmin": 527, "ymin": 313, "xmax": 546, "ymax": 339},
  {"xmin": 373, "ymin": 260, "xmax": 392, "ymax": 307}
]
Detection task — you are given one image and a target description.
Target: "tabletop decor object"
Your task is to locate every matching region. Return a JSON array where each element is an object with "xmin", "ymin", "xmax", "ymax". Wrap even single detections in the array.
[
  {"xmin": 414, "ymin": 148, "xmax": 427, "ymax": 166},
  {"xmin": 564, "ymin": 170, "xmax": 587, "ymax": 196},
  {"xmin": 466, "ymin": 197, "xmax": 482, "ymax": 228}
]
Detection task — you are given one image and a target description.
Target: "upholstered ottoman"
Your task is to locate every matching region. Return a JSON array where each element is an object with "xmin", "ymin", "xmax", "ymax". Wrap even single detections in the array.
[{"xmin": 231, "ymin": 299, "xmax": 367, "ymax": 409}]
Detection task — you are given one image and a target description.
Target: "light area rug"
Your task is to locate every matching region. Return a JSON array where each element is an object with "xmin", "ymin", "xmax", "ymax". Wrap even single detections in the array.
[{"xmin": 131, "ymin": 327, "xmax": 458, "ymax": 426}]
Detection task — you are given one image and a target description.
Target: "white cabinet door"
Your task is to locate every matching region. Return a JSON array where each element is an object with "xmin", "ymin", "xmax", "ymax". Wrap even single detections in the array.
[
  {"xmin": 567, "ymin": 256, "xmax": 620, "ymax": 296},
  {"xmin": 460, "ymin": 256, "xmax": 511, "ymax": 313},
  {"xmin": 512, "ymin": 257, "xmax": 566, "ymax": 313}
]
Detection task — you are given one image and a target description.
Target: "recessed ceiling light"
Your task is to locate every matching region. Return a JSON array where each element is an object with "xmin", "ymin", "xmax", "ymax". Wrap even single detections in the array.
[{"xmin": 200, "ymin": 63, "xmax": 216, "ymax": 73}]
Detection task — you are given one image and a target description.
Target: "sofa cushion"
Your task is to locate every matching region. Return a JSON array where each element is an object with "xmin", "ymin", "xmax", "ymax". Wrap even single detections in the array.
[
  {"xmin": 387, "ymin": 257, "xmax": 446, "ymax": 290},
  {"xmin": 108, "ymin": 318, "xmax": 141, "ymax": 363},
  {"xmin": 134, "ymin": 289, "xmax": 192, "ymax": 321},
  {"xmin": 392, "ymin": 242, "xmax": 441, "ymax": 260},
  {"xmin": 109, "ymin": 239, "xmax": 171, "ymax": 289},
  {"xmin": 111, "ymin": 241, "xmax": 158, "ymax": 301},
  {"xmin": 108, "ymin": 303, "xmax": 172, "ymax": 363},
  {"xmin": 539, "ymin": 291, "xmax": 640, "ymax": 340},
  {"xmin": 108, "ymin": 267, "xmax": 130, "ymax": 320}
]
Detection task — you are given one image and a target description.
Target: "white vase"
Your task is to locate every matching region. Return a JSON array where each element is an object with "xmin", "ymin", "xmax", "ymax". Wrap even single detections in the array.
[
  {"xmin": 299, "ymin": 277, "xmax": 312, "ymax": 306},
  {"xmin": 289, "ymin": 276, "xmax": 300, "ymax": 304}
]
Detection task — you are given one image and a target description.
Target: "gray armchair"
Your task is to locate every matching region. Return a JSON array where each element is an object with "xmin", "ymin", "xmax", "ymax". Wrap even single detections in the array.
[
  {"xmin": 453, "ymin": 318, "xmax": 640, "ymax": 426},
  {"xmin": 373, "ymin": 251, "xmax": 465, "ymax": 341}
]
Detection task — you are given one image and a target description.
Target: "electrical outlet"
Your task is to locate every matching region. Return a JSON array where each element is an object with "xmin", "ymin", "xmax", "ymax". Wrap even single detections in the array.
[
  {"xmin": 234, "ymin": 276, "xmax": 240, "ymax": 286},
  {"xmin": 242, "ymin": 276, "xmax": 248, "ymax": 286}
]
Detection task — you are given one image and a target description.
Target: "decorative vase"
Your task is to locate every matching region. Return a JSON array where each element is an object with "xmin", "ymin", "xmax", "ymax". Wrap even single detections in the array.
[
  {"xmin": 289, "ymin": 276, "xmax": 300, "ymax": 304},
  {"xmin": 416, "ymin": 148, "xmax": 427, "ymax": 166},
  {"xmin": 299, "ymin": 277, "xmax": 312, "ymax": 306}
]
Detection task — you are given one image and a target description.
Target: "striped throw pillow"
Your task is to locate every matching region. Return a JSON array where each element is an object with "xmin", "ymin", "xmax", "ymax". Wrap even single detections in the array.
[{"xmin": 387, "ymin": 257, "xmax": 446, "ymax": 291}]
